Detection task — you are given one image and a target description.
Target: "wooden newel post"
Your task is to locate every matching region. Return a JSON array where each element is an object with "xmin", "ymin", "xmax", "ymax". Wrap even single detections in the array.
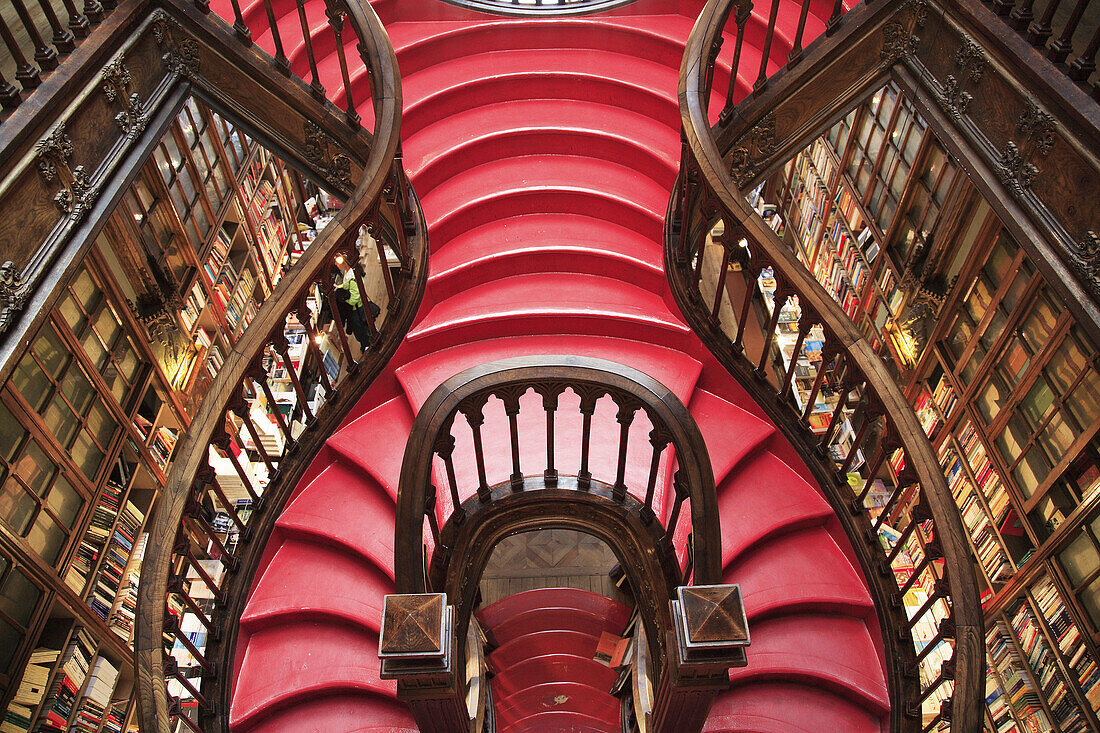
[
  {"xmin": 651, "ymin": 585, "xmax": 750, "ymax": 733},
  {"xmin": 379, "ymin": 593, "xmax": 470, "ymax": 733}
]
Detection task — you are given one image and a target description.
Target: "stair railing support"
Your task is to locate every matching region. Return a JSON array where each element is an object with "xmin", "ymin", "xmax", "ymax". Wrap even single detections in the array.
[
  {"xmin": 650, "ymin": 585, "xmax": 749, "ymax": 733},
  {"xmin": 379, "ymin": 593, "xmax": 471, "ymax": 733}
]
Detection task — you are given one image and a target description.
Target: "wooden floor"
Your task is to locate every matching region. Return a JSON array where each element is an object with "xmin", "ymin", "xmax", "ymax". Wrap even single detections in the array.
[{"xmin": 478, "ymin": 528, "xmax": 632, "ymax": 608}]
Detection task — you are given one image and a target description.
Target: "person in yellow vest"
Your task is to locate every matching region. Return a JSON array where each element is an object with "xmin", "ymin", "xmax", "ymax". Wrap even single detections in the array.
[{"xmin": 335, "ymin": 260, "xmax": 380, "ymax": 348}]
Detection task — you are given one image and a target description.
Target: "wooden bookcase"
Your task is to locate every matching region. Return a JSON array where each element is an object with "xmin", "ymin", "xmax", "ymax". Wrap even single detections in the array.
[
  {"xmin": 0, "ymin": 95, "xmax": 335, "ymax": 733},
  {"xmin": 752, "ymin": 81, "xmax": 1100, "ymax": 732}
]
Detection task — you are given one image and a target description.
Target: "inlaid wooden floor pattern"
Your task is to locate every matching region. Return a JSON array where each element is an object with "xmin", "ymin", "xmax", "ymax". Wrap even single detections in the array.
[{"xmin": 478, "ymin": 529, "xmax": 631, "ymax": 608}]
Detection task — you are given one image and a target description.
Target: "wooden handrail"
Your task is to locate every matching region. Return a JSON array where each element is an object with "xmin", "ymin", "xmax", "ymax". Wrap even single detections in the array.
[
  {"xmin": 394, "ymin": 355, "xmax": 721, "ymax": 597},
  {"xmin": 132, "ymin": 2, "xmax": 424, "ymax": 732},
  {"xmin": 672, "ymin": 1, "xmax": 984, "ymax": 730}
]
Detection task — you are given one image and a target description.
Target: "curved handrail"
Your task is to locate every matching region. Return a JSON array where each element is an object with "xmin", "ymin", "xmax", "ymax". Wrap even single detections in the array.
[
  {"xmin": 672, "ymin": 1, "xmax": 983, "ymax": 731},
  {"xmin": 394, "ymin": 355, "xmax": 721, "ymax": 596},
  {"xmin": 133, "ymin": 1, "xmax": 419, "ymax": 731}
]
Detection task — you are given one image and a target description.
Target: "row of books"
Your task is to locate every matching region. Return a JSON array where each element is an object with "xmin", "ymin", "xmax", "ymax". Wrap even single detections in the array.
[
  {"xmin": 940, "ymin": 442, "xmax": 1014, "ymax": 585},
  {"xmin": 88, "ymin": 501, "xmax": 145, "ymax": 624},
  {"xmin": 149, "ymin": 427, "xmax": 178, "ymax": 474},
  {"xmin": 38, "ymin": 628, "xmax": 96, "ymax": 732},
  {"xmin": 1, "ymin": 649, "xmax": 59, "ymax": 733},
  {"xmin": 1032, "ymin": 576, "xmax": 1100, "ymax": 710},
  {"xmin": 957, "ymin": 419, "xmax": 1012, "ymax": 526},
  {"xmin": 63, "ymin": 482, "xmax": 122, "ymax": 597},
  {"xmin": 1010, "ymin": 601, "xmax": 1089, "ymax": 731},
  {"xmin": 70, "ymin": 657, "xmax": 118, "ymax": 733},
  {"xmin": 986, "ymin": 664, "xmax": 1019, "ymax": 732},
  {"xmin": 109, "ymin": 534, "xmax": 148, "ymax": 641},
  {"xmin": 202, "ymin": 228, "xmax": 232, "ymax": 288},
  {"xmin": 988, "ymin": 621, "xmax": 1051, "ymax": 730}
]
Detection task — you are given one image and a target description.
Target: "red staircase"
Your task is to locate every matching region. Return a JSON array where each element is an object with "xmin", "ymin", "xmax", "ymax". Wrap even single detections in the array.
[
  {"xmin": 478, "ymin": 589, "xmax": 630, "ymax": 733},
  {"xmin": 214, "ymin": 0, "xmax": 887, "ymax": 730}
]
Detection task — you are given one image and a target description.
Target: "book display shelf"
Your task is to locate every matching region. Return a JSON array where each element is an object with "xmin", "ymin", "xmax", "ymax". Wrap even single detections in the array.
[
  {"xmin": 0, "ymin": 94, "xmax": 339, "ymax": 733},
  {"xmin": 751, "ymin": 80, "xmax": 1100, "ymax": 731}
]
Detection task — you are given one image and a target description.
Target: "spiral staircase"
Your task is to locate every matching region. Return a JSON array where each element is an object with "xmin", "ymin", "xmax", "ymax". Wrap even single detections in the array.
[{"xmin": 202, "ymin": 0, "xmax": 894, "ymax": 730}]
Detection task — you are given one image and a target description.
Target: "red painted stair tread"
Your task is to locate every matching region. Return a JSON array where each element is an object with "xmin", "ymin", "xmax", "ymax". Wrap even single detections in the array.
[
  {"xmin": 717, "ymin": 451, "xmax": 834, "ymax": 569},
  {"xmin": 704, "ymin": 681, "xmax": 884, "ymax": 733},
  {"xmin": 276, "ymin": 461, "xmax": 396, "ymax": 576},
  {"xmin": 489, "ymin": 654, "xmax": 619, "ymax": 698},
  {"xmin": 728, "ymin": 614, "xmax": 890, "ymax": 713},
  {"xmin": 240, "ymin": 693, "xmax": 415, "ymax": 733},
  {"xmin": 478, "ymin": 588, "xmax": 631, "ymax": 631},
  {"xmin": 721, "ymin": 528, "xmax": 872, "ymax": 620},
  {"xmin": 325, "ymin": 395, "xmax": 415, "ymax": 501},
  {"xmin": 231, "ymin": 622, "xmax": 394, "ymax": 729},
  {"xmin": 498, "ymin": 710, "xmax": 622, "ymax": 733},
  {"xmin": 686, "ymin": 388, "xmax": 776, "ymax": 487},
  {"xmin": 488, "ymin": 630, "xmax": 604, "ymax": 671},
  {"xmin": 240, "ymin": 538, "xmax": 391, "ymax": 633},
  {"xmin": 495, "ymin": 682, "xmax": 620, "ymax": 726}
]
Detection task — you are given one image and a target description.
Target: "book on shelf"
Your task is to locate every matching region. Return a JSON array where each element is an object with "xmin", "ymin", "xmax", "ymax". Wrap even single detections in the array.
[
  {"xmin": 69, "ymin": 656, "xmax": 118, "ymax": 733},
  {"xmin": 63, "ymin": 478, "xmax": 125, "ymax": 597},
  {"xmin": 109, "ymin": 533, "xmax": 148, "ymax": 641},
  {"xmin": 87, "ymin": 499, "xmax": 145, "ymax": 624},
  {"xmin": 36, "ymin": 627, "xmax": 95, "ymax": 732}
]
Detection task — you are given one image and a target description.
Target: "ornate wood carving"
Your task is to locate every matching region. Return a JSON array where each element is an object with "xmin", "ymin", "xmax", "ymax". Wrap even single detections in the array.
[
  {"xmin": 35, "ymin": 122, "xmax": 96, "ymax": 217},
  {"xmin": 102, "ymin": 54, "xmax": 148, "ymax": 135},
  {"xmin": 728, "ymin": 112, "xmax": 776, "ymax": 187},
  {"xmin": 1066, "ymin": 231, "xmax": 1100, "ymax": 298},
  {"xmin": 933, "ymin": 34, "xmax": 986, "ymax": 122},
  {"xmin": 152, "ymin": 12, "xmax": 200, "ymax": 80},
  {"xmin": 304, "ymin": 120, "xmax": 353, "ymax": 192},
  {"xmin": 0, "ymin": 262, "xmax": 27, "ymax": 334}
]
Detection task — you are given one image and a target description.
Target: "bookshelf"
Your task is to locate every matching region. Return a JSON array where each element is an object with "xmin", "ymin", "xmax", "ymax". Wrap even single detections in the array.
[
  {"xmin": 0, "ymin": 94, "xmax": 338, "ymax": 732},
  {"xmin": 754, "ymin": 80, "xmax": 1100, "ymax": 729}
]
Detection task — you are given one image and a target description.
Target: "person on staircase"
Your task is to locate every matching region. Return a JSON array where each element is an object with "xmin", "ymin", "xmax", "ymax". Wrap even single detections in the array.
[{"xmin": 335, "ymin": 258, "xmax": 380, "ymax": 350}]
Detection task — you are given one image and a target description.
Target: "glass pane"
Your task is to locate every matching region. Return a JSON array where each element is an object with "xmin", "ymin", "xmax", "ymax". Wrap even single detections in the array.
[
  {"xmin": 15, "ymin": 441, "xmax": 55, "ymax": 495},
  {"xmin": 44, "ymin": 396, "xmax": 79, "ymax": 447},
  {"xmin": 977, "ymin": 376, "xmax": 1010, "ymax": 424},
  {"xmin": 81, "ymin": 328, "xmax": 108, "ymax": 371},
  {"xmin": 1037, "ymin": 413, "xmax": 1074, "ymax": 460},
  {"xmin": 0, "ymin": 478, "xmax": 36, "ymax": 534},
  {"xmin": 1048, "ymin": 338, "xmax": 1089, "ymax": 396},
  {"xmin": 72, "ymin": 432, "xmax": 105, "ymax": 479},
  {"xmin": 60, "ymin": 366, "xmax": 95, "ymax": 416},
  {"xmin": 13, "ymin": 356, "xmax": 50, "ymax": 413},
  {"xmin": 87, "ymin": 402, "xmax": 118, "ymax": 447},
  {"xmin": 59, "ymin": 295, "xmax": 85, "ymax": 333},
  {"xmin": 0, "ymin": 404, "xmax": 25, "ymax": 463},
  {"xmin": 0, "ymin": 618, "xmax": 21, "ymax": 669},
  {"xmin": 71, "ymin": 270, "xmax": 98, "ymax": 313},
  {"xmin": 93, "ymin": 305, "xmax": 121, "ymax": 349},
  {"xmin": 0, "ymin": 570, "xmax": 41, "ymax": 626},
  {"xmin": 34, "ymin": 327, "xmax": 67, "ymax": 379},
  {"xmin": 46, "ymin": 474, "xmax": 81, "ymax": 529},
  {"xmin": 1014, "ymin": 448, "xmax": 1050, "ymax": 497},
  {"xmin": 26, "ymin": 514, "xmax": 65, "ymax": 565},
  {"xmin": 1060, "ymin": 533, "xmax": 1100, "ymax": 587},
  {"xmin": 1020, "ymin": 295, "xmax": 1056, "ymax": 353},
  {"xmin": 119, "ymin": 342, "xmax": 140, "ymax": 382},
  {"xmin": 1021, "ymin": 379, "xmax": 1055, "ymax": 426},
  {"xmin": 1067, "ymin": 372, "xmax": 1100, "ymax": 428},
  {"xmin": 1082, "ymin": 579, "xmax": 1100, "ymax": 630}
]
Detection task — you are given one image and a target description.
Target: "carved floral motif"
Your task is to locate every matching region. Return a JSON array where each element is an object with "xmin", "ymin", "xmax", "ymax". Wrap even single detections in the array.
[
  {"xmin": 728, "ymin": 113, "xmax": 776, "ymax": 187},
  {"xmin": 0, "ymin": 261, "xmax": 28, "ymax": 335},
  {"xmin": 304, "ymin": 121, "xmax": 353, "ymax": 191},
  {"xmin": 1066, "ymin": 231, "xmax": 1100, "ymax": 298},
  {"xmin": 102, "ymin": 55, "xmax": 148, "ymax": 135},
  {"xmin": 36, "ymin": 122, "xmax": 97, "ymax": 217}
]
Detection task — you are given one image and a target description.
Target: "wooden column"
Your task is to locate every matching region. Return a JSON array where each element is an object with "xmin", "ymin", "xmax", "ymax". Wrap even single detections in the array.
[
  {"xmin": 379, "ymin": 593, "xmax": 470, "ymax": 733},
  {"xmin": 651, "ymin": 585, "xmax": 750, "ymax": 733}
]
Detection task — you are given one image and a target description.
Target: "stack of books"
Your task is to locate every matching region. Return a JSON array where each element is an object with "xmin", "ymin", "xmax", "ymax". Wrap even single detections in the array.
[{"xmin": 37, "ymin": 628, "xmax": 95, "ymax": 732}]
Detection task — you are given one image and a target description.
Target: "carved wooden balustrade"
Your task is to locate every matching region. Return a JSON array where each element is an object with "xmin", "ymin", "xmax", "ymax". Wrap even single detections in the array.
[
  {"xmin": 0, "ymin": 0, "xmax": 125, "ymax": 116},
  {"xmin": 123, "ymin": 2, "xmax": 429, "ymax": 732},
  {"xmin": 392, "ymin": 356, "xmax": 749, "ymax": 732},
  {"xmin": 978, "ymin": 0, "xmax": 1100, "ymax": 99},
  {"xmin": 670, "ymin": 0, "xmax": 993, "ymax": 730}
]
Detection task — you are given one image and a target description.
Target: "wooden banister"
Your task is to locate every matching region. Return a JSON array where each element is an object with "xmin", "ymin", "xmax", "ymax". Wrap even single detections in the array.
[
  {"xmin": 672, "ymin": 0, "xmax": 985, "ymax": 730},
  {"xmin": 131, "ymin": 2, "xmax": 427, "ymax": 732}
]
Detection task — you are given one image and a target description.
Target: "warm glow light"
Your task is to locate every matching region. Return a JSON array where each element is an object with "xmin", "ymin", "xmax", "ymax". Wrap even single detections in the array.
[
  {"xmin": 314, "ymin": 335, "xmax": 323, "ymax": 345},
  {"xmin": 335, "ymin": 254, "xmax": 345, "ymax": 265}
]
